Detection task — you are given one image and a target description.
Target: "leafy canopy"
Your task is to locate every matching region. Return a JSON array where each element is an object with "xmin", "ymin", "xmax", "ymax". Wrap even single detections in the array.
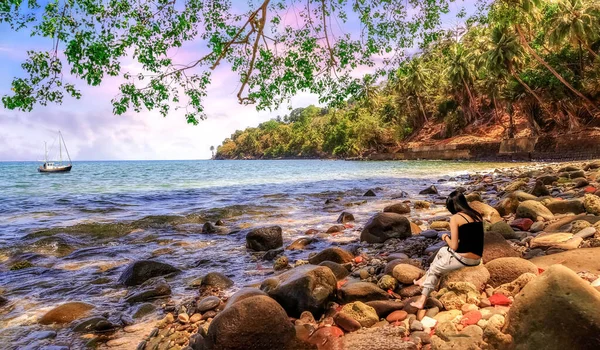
[{"xmin": 0, "ymin": 0, "xmax": 482, "ymax": 124}]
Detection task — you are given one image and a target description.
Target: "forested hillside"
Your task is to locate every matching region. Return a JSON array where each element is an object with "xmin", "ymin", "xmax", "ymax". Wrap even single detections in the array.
[{"xmin": 217, "ymin": 0, "xmax": 600, "ymax": 159}]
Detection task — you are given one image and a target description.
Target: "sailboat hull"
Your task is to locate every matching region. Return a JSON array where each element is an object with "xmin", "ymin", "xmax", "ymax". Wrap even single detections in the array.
[{"xmin": 38, "ymin": 165, "xmax": 72, "ymax": 173}]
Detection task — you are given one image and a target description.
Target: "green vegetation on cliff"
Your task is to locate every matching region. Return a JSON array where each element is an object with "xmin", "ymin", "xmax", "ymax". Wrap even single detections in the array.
[{"xmin": 218, "ymin": 0, "xmax": 600, "ymax": 159}]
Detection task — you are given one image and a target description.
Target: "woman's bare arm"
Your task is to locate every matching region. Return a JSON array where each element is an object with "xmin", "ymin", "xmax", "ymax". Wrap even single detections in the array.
[{"xmin": 444, "ymin": 215, "xmax": 460, "ymax": 251}]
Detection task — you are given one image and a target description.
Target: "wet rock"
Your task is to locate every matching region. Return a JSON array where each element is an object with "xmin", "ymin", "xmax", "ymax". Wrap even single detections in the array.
[
  {"xmin": 118, "ymin": 260, "xmax": 181, "ymax": 286},
  {"xmin": 504, "ymin": 180, "xmax": 528, "ymax": 193},
  {"xmin": 516, "ymin": 200, "xmax": 554, "ymax": 221},
  {"xmin": 494, "ymin": 195, "xmax": 520, "ymax": 216},
  {"xmin": 365, "ymin": 300, "xmax": 405, "ymax": 318},
  {"xmin": 202, "ymin": 222, "xmax": 218, "ymax": 233},
  {"xmin": 485, "ymin": 257, "xmax": 538, "ymax": 287},
  {"xmin": 262, "ymin": 247, "xmax": 284, "ymax": 260},
  {"xmin": 260, "ymin": 265, "xmax": 336, "ymax": 317},
  {"xmin": 124, "ymin": 277, "xmax": 171, "ymax": 303},
  {"xmin": 0, "ymin": 295, "xmax": 8, "ymax": 307},
  {"xmin": 530, "ymin": 232, "xmax": 583, "ymax": 250},
  {"xmin": 308, "ymin": 247, "xmax": 353, "ymax": 265},
  {"xmin": 436, "ymin": 282, "xmax": 480, "ymax": 310},
  {"xmin": 430, "ymin": 221, "xmax": 450, "ymax": 231},
  {"xmin": 39, "ymin": 302, "xmax": 95, "ymax": 325},
  {"xmin": 364, "ymin": 189, "xmax": 377, "ymax": 197},
  {"xmin": 509, "ymin": 218, "xmax": 533, "ymax": 231},
  {"xmin": 340, "ymin": 302, "xmax": 378, "ymax": 328},
  {"xmin": 573, "ymin": 177, "xmax": 590, "ymax": 188},
  {"xmin": 392, "ymin": 264, "xmax": 425, "ymax": 284},
  {"xmin": 337, "ymin": 212, "xmax": 355, "ymax": 224},
  {"xmin": 530, "ymin": 180, "xmax": 550, "ymax": 197},
  {"xmin": 399, "ymin": 284, "xmax": 422, "ymax": 298},
  {"xmin": 72, "ymin": 316, "xmax": 117, "ymax": 333},
  {"xmin": 326, "ymin": 225, "xmax": 345, "ymax": 233},
  {"xmin": 493, "ymin": 272, "xmax": 537, "ymax": 297},
  {"xmin": 339, "ymin": 281, "xmax": 389, "ymax": 304},
  {"xmin": 200, "ymin": 295, "xmax": 296, "ymax": 350},
  {"xmin": 537, "ymin": 175, "xmax": 558, "ymax": 185},
  {"xmin": 360, "ymin": 213, "xmax": 412, "ymax": 243},
  {"xmin": 333, "ymin": 311, "xmax": 362, "ymax": 332},
  {"xmin": 377, "ymin": 275, "xmax": 398, "ymax": 291},
  {"xmin": 383, "ymin": 203, "xmax": 411, "ymax": 214},
  {"xmin": 287, "ymin": 237, "xmax": 316, "ymax": 251},
  {"xmin": 414, "ymin": 200, "xmax": 431, "ymax": 209},
  {"xmin": 21, "ymin": 331, "xmax": 57, "ymax": 342},
  {"xmin": 419, "ymin": 185, "xmax": 438, "ymax": 195},
  {"xmin": 318, "ymin": 261, "xmax": 349, "ymax": 280},
  {"xmin": 488, "ymin": 221, "xmax": 518, "ymax": 240},
  {"xmin": 440, "ymin": 263, "xmax": 490, "ymax": 291},
  {"xmin": 245, "ymin": 226, "xmax": 283, "ymax": 251},
  {"xmin": 482, "ymin": 230, "xmax": 520, "ymax": 263},
  {"xmin": 546, "ymin": 199, "xmax": 586, "ymax": 214},
  {"xmin": 420, "ymin": 229, "xmax": 438, "ymax": 239},
  {"xmin": 274, "ymin": 256, "xmax": 290, "ymax": 271},
  {"xmin": 583, "ymin": 194, "xmax": 600, "ymax": 215},
  {"xmin": 469, "ymin": 201, "xmax": 502, "ymax": 224},
  {"xmin": 201, "ymin": 272, "xmax": 234, "ymax": 289},
  {"xmin": 224, "ymin": 288, "xmax": 267, "ymax": 309},
  {"xmin": 197, "ymin": 296, "xmax": 221, "ymax": 312},
  {"xmin": 132, "ymin": 303, "xmax": 156, "ymax": 319},
  {"xmin": 504, "ymin": 265, "xmax": 600, "ymax": 350}
]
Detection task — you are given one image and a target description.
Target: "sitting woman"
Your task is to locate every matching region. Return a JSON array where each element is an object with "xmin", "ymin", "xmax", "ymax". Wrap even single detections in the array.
[{"xmin": 410, "ymin": 190, "xmax": 484, "ymax": 309}]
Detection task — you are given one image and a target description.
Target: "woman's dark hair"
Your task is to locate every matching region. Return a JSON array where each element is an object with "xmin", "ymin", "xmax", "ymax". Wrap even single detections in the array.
[{"xmin": 446, "ymin": 190, "xmax": 483, "ymax": 222}]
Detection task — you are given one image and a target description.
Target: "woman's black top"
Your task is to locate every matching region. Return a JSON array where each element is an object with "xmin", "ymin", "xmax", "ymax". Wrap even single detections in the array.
[{"xmin": 455, "ymin": 213, "xmax": 484, "ymax": 257}]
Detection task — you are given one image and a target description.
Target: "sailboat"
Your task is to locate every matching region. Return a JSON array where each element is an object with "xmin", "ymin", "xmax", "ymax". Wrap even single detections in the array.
[{"xmin": 38, "ymin": 131, "xmax": 72, "ymax": 173}]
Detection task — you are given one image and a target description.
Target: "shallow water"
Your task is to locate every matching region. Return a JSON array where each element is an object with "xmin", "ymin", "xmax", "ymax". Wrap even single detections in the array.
[{"xmin": 0, "ymin": 159, "xmax": 528, "ymax": 348}]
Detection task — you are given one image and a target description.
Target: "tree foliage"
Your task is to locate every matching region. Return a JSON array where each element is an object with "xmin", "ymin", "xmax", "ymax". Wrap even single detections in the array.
[
  {"xmin": 217, "ymin": 0, "xmax": 600, "ymax": 159},
  {"xmin": 1, "ymin": 0, "xmax": 472, "ymax": 123}
]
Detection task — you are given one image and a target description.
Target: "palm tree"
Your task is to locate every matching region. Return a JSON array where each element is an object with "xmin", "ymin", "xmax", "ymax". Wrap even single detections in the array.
[
  {"xmin": 484, "ymin": 26, "xmax": 552, "ymax": 133},
  {"xmin": 547, "ymin": 0, "xmax": 600, "ymax": 68},
  {"xmin": 446, "ymin": 43, "xmax": 478, "ymax": 123},
  {"xmin": 395, "ymin": 58, "xmax": 431, "ymax": 127},
  {"xmin": 501, "ymin": 0, "xmax": 598, "ymax": 109}
]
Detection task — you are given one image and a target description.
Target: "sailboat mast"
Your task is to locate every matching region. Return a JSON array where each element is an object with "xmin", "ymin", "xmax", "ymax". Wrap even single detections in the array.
[
  {"xmin": 59, "ymin": 132, "xmax": 62, "ymax": 163},
  {"xmin": 44, "ymin": 142, "xmax": 48, "ymax": 163},
  {"xmin": 60, "ymin": 131, "xmax": 73, "ymax": 165}
]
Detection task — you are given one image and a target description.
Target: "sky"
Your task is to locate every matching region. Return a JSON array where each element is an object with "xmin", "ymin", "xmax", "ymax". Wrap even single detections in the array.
[{"xmin": 0, "ymin": 1, "xmax": 474, "ymax": 161}]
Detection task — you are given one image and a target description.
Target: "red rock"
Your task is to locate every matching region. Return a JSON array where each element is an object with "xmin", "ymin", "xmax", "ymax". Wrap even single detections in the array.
[
  {"xmin": 584, "ymin": 186, "xmax": 597, "ymax": 194},
  {"xmin": 510, "ymin": 218, "xmax": 533, "ymax": 231},
  {"xmin": 460, "ymin": 310, "xmax": 482, "ymax": 326},
  {"xmin": 489, "ymin": 294, "xmax": 512, "ymax": 306},
  {"xmin": 386, "ymin": 310, "xmax": 408, "ymax": 322},
  {"xmin": 354, "ymin": 256, "xmax": 364, "ymax": 263},
  {"xmin": 307, "ymin": 326, "xmax": 344, "ymax": 345}
]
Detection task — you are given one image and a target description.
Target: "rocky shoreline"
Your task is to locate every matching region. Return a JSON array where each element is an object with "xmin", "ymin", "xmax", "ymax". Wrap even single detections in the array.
[{"xmin": 7, "ymin": 160, "xmax": 600, "ymax": 350}]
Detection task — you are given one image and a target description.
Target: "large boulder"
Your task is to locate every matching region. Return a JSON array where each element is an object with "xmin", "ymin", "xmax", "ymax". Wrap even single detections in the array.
[
  {"xmin": 118, "ymin": 260, "xmax": 181, "ymax": 286},
  {"xmin": 383, "ymin": 203, "xmax": 411, "ymax": 215},
  {"xmin": 360, "ymin": 213, "xmax": 411, "ymax": 243},
  {"xmin": 339, "ymin": 302, "xmax": 379, "ymax": 328},
  {"xmin": 484, "ymin": 258, "xmax": 538, "ymax": 287},
  {"xmin": 200, "ymin": 294, "xmax": 297, "ymax": 350},
  {"xmin": 339, "ymin": 281, "xmax": 389, "ymax": 304},
  {"xmin": 546, "ymin": 199, "xmax": 586, "ymax": 214},
  {"xmin": 319, "ymin": 261, "xmax": 350, "ymax": 280},
  {"xmin": 469, "ymin": 201, "xmax": 502, "ymax": 224},
  {"xmin": 516, "ymin": 200, "xmax": 554, "ymax": 221},
  {"xmin": 583, "ymin": 194, "xmax": 600, "ymax": 215},
  {"xmin": 530, "ymin": 247, "xmax": 600, "ymax": 274},
  {"xmin": 503, "ymin": 265, "xmax": 600, "ymax": 350},
  {"xmin": 39, "ymin": 302, "xmax": 95, "ymax": 325},
  {"xmin": 308, "ymin": 247, "xmax": 353, "ymax": 265},
  {"xmin": 482, "ymin": 230, "xmax": 520, "ymax": 264},
  {"xmin": 246, "ymin": 226, "xmax": 283, "ymax": 251},
  {"xmin": 260, "ymin": 265, "xmax": 336, "ymax": 317},
  {"xmin": 439, "ymin": 264, "xmax": 490, "ymax": 291}
]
